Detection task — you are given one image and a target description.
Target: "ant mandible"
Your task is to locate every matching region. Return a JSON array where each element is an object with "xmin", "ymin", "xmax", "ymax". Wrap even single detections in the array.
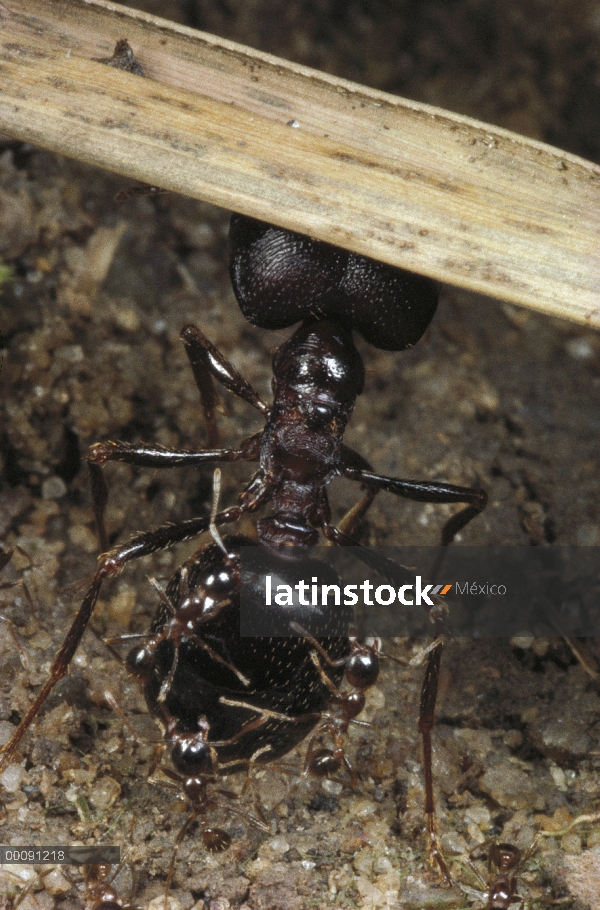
[{"xmin": 0, "ymin": 213, "xmax": 486, "ymax": 882}]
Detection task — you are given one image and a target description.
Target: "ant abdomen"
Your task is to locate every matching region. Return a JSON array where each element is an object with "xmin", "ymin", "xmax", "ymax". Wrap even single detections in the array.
[
  {"xmin": 229, "ymin": 213, "xmax": 439, "ymax": 350},
  {"xmin": 201, "ymin": 828, "xmax": 232, "ymax": 853},
  {"xmin": 309, "ymin": 747, "xmax": 342, "ymax": 777},
  {"xmin": 125, "ymin": 645, "xmax": 154, "ymax": 682},
  {"xmin": 346, "ymin": 649, "xmax": 379, "ymax": 690}
]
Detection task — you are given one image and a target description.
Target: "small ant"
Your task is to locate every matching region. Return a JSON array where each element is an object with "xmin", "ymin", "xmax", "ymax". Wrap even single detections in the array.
[
  {"xmin": 457, "ymin": 841, "xmax": 537, "ymax": 910},
  {"xmin": 486, "ymin": 844, "xmax": 525, "ymax": 910},
  {"xmin": 0, "ymin": 862, "xmax": 134, "ymax": 910},
  {"xmin": 0, "ymin": 214, "xmax": 486, "ymax": 884},
  {"xmin": 83, "ymin": 862, "xmax": 136, "ymax": 910},
  {"xmin": 288, "ymin": 624, "xmax": 381, "ymax": 784}
]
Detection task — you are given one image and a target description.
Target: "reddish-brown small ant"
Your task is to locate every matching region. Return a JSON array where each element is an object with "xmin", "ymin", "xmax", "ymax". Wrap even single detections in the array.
[
  {"xmin": 457, "ymin": 841, "xmax": 537, "ymax": 910},
  {"xmin": 83, "ymin": 861, "xmax": 137, "ymax": 910}
]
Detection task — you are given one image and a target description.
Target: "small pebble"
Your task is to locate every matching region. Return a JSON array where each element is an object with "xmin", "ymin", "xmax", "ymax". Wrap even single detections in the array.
[
  {"xmin": 68, "ymin": 523, "xmax": 98, "ymax": 552},
  {"xmin": 148, "ymin": 898, "xmax": 181, "ymax": 910},
  {"xmin": 479, "ymin": 760, "xmax": 542, "ymax": 810},
  {"xmin": 42, "ymin": 869, "xmax": 72, "ymax": 896},
  {"xmin": 565, "ymin": 338, "xmax": 594, "ymax": 360},
  {"xmin": 0, "ymin": 721, "xmax": 17, "ymax": 747},
  {"xmin": 549, "ymin": 764, "xmax": 568, "ymax": 791},
  {"xmin": 510, "ymin": 632, "xmax": 535, "ymax": 649},
  {"xmin": 576, "ymin": 522, "xmax": 600, "ymax": 546},
  {"xmin": 266, "ymin": 836, "xmax": 290, "ymax": 857},
  {"xmin": 89, "ymin": 776, "xmax": 121, "ymax": 810},
  {"xmin": 20, "ymin": 890, "xmax": 53, "ymax": 910},
  {"xmin": 465, "ymin": 805, "xmax": 492, "ymax": 828},
  {"xmin": 374, "ymin": 855, "xmax": 394, "ymax": 874},
  {"xmin": 41, "ymin": 476, "xmax": 67, "ymax": 500},
  {"xmin": 322, "ymin": 778, "xmax": 343, "ymax": 796},
  {"xmin": 561, "ymin": 832, "xmax": 582, "ymax": 855},
  {"xmin": 113, "ymin": 306, "xmax": 140, "ymax": 332},
  {"xmin": 0, "ymin": 763, "xmax": 24, "ymax": 793}
]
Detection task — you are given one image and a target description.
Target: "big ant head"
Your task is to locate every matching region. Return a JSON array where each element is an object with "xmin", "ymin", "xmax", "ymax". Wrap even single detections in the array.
[{"xmin": 229, "ymin": 213, "xmax": 439, "ymax": 350}]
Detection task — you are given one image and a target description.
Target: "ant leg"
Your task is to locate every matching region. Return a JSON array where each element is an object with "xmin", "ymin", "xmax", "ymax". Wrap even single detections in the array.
[
  {"xmin": 181, "ymin": 324, "xmax": 270, "ymax": 416},
  {"xmin": 322, "ymin": 517, "xmax": 451, "ymax": 881},
  {"xmin": 88, "ymin": 322, "xmax": 268, "ymax": 546},
  {"xmin": 0, "ymin": 505, "xmax": 246, "ymax": 773},
  {"xmin": 163, "ymin": 807, "xmax": 204, "ymax": 910},
  {"xmin": 182, "ymin": 328, "xmax": 221, "ymax": 448},
  {"xmin": 0, "ymin": 615, "xmax": 30, "ymax": 669},
  {"xmin": 89, "ymin": 441, "xmax": 258, "ymax": 470},
  {"xmin": 336, "ymin": 446, "xmax": 379, "ymax": 539},
  {"xmin": 88, "ymin": 436, "xmax": 261, "ymax": 552},
  {"xmin": 321, "ymin": 522, "xmax": 415, "ymax": 588},
  {"xmin": 333, "ymin": 489, "xmax": 378, "ymax": 541},
  {"xmin": 418, "ymin": 602, "xmax": 451, "ymax": 884},
  {"xmin": 341, "ymin": 465, "xmax": 487, "ymax": 547},
  {"xmin": 218, "ymin": 697, "xmax": 322, "ymax": 735}
]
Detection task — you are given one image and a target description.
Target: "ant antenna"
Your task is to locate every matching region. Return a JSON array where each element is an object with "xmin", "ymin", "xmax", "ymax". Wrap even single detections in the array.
[{"xmin": 209, "ymin": 469, "xmax": 228, "ymax": 556}]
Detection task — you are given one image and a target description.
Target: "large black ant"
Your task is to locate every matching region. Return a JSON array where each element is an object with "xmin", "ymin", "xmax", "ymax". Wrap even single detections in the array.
[{"xmin": 0, "ymin": 214, "xmax": 486, "ymax": 885}]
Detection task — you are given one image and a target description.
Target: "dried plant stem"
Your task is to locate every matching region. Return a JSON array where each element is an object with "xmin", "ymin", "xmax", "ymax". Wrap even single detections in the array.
[{"xmin": 1, "ymin": 0, "xmax": 599, "ymax": 325}]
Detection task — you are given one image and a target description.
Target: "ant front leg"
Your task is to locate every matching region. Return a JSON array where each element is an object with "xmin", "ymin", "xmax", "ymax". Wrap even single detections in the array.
[
  {"xmin": 88, "ymin": 437, "xmax": 260, "ymax": 552},
  {"xmin": 88, "ymin": 322, "xmax": 268, "ymax": 551},
  {"xmin": 180, "ymin": 324, "xmax": 269, "ymax": 417}
]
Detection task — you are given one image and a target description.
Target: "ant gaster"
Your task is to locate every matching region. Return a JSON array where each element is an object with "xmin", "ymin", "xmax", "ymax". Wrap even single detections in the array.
[{"xmin": 0, "ymin": 214, "xmax": 486, "ymax": 882}]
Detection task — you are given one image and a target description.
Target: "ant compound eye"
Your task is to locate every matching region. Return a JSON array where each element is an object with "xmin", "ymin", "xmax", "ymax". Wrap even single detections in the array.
[
  {"xmin": 346, "ymin": 650, "xmax": 379, "ymax": 689},
  {"xmin": 171, "ymin": 738, "xmax": 213, "ymax": 776}
]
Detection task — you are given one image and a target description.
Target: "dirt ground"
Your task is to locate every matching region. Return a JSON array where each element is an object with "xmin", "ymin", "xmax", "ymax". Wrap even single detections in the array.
[{"xmin": 0, "ymin": 1, "xmax": 599, "ymax": 908}]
